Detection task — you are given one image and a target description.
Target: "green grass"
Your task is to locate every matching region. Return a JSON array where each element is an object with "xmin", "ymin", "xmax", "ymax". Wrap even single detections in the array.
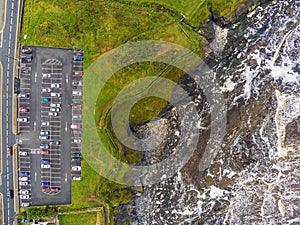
[{"xmin": 59, "ymin": 212, "xmax": 98, "ymax": 225}]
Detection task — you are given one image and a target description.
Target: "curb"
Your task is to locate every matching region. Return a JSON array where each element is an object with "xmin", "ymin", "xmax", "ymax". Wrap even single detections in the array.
[
  {"xmin": 0, "ymin": 62, "xmax": 2, "ymax": 176},
  {"xmin": 0, "ymin": 192, "xmax": 3, "ymax": 224},
  {"xmin": 13, "ymin": 144, "xmax": 19, "ymax": 214},
  {"xmin": 0, "ymin": 0, "xmax": 7, "ymax": 33}
]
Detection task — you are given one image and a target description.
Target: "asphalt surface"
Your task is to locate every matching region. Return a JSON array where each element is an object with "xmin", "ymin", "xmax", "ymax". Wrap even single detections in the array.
[
  {"xmin": 0, "ymin": 0, "xmax": 22, "ymax": 224},
  {"xmin": 18, "ymin": 46, "xmax": 76, "ymax": 206}
]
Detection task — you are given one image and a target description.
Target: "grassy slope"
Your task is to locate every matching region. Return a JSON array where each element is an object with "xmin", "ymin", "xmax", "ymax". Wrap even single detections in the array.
[{"xmin": 21, "ymin": 0, "xmax": 245, "ymax": 223}]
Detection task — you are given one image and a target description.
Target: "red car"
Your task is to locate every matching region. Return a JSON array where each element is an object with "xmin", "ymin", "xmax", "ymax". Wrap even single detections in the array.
[
  {"xmin": 74, "ymin": 71, "xmax": 83, "ymax": 76},
  {"xmin": 19, "ymin": 108, "xmax": 29, "ymax": 112},
  {"xmin": 72, "ymin": 104, "xmax": 82, "ymax": 110},
  {"xmin": 41, "ymin": 187, "xmax": 50, "ymax": 192},
  {"xmin": 7, "ymin": 146, "xmax": 12, "ymax": 156},
  {"xmin": 39, "ymin": 150, "xmax": 50, "ymax": 154}
]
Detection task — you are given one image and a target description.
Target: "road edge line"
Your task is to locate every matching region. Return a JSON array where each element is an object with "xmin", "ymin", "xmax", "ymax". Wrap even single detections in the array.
[
  {"xmin": 0, "ymin": 0, "xmax": 7, "ymax": 33},
  {"xmin": 0, "ymin": 62, "xmax": 3, "ymax": 176}
]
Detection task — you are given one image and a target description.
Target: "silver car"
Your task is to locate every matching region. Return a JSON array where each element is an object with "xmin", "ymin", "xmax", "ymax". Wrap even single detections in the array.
[{"xmin": 20, "ymin": 195, "xmax": 30, "ymax": 199}]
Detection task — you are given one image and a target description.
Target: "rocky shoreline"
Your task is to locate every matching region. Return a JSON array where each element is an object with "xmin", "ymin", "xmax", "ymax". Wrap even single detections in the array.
[{"xmin": 114, "ymin": 0, "xmax": 300, "ymax": 224}]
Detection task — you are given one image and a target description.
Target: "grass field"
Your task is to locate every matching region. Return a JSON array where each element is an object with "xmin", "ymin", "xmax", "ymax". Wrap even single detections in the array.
[
  {"xmin": 59, "ymin": 212, "xmax": 98, "ymax": 225},
  {"xmin": 21, "ymin": 0, "xmax": 245, "ymax": 223}
]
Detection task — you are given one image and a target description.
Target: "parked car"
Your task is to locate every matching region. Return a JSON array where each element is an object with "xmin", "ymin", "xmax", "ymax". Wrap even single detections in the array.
[
  {"xmin": 42, "ymin": 88, "xmax": 51, "ymax": 93},
  {"xmin": 19, "ymin": 108, "xmax": 29, "ymax": 112},
  {"xmin": 21, "ymin": 54, "xmax": 32, "ymax": 59},
  {"xmin": 73, "ymin": 139, "xmax": 81, "ymax": 143},
  {"xmin": 72, "ymin": 81, "xmax": 82, "ymax": 86},
  {"xmin": 41, "ymin": 182, "xmax": 50, "ymax": 187},
  {"xmin": 39, "ymin": 135, "xmax": 48, "ymax": 140},
  {"xmin": 50, "ymin": 141, "xmax": 60, "ymax": 145},
  {"xmin": 41, "ymin": 159, "xmax": 50, "ymax": 164},
  {"xmin": 41, "ymin": 187, "xmax": 50, "ymax": 192},
  {"xmin": 42, "ymin": 73, "xmax": 51, "ymax": 78},
  {"xmin": 48, "ymin": 112, "xmax": 58, "ymax": 116},
  {"xmin": 19, "ymin": 177, "xmax": 28, "ymax": 181},
  {"xmin": 7, "ymin": 146, "xmax": 12, "ymax": 156},
  {"xmin": 72, "ymin": 153, "xmax": 81, "ymax": 157},
  {"xmin": 50, "ymin": 108, "xmax": 60, "ymax": 112},
  {"xmin": 20, "ymin": 93, "xmax": 30, "ymax": 98},
  {"xmin": 72, "ymin": 176, "xmax": 82, "ymax": 180},
  {"xmin": 50, "ymin": 93, "xmax": 61, "ymax": 97},
  {"xmin": 72, "ymin": 166, "xmax": 81, "ymax": 171},
  {"xmin": 20, "ymin": 190, "xmax": 30, "ymax": 195},
  {"xmin": 72, "ymin": 104, "xmax": 82, "ymax": 109},
  {"xmin": 17, "ymin": 118, "xmax": 28, "ymax": 122},
  {"xmin": 40, "ymin": 131, "xmax": 49, "ymax": 135},
  {"xmin": 39, "ymin": 150, "xmax": 50, "ymax": 154},
  {"xmin": 74, "ymin": 55, "xmax": 83, "ymax": 61},
  {"xmin": 19, "ymin": 181, "xmax": 28, "ymax": 186},
  {"xmin": 72, "ymin": 115, "xmax": 82, "ymax": 119},
  {"xmin": 51, "ymin": 83, "xmax": 61, "ymax": 88},
  {"xmin": 20, "ymin": 195, "xmax": 30, "ymax": 199},
  {"xmin": 72, "ymin": 157, "xmax": 82, "ymax": 163},
  {"xmin": 42, "ymin": 98, "xmax": 50, "ymax": 102},
  {"xmin": 72, "ymin": 91, "xmax": 82, "ymax": 96},
  {"xmin": 40, "ymin": 145, "xmax": 49, "ymax": 149},
  {"xmin": 74, "ymin": 71, "xmax": 83, "ymax": 76},
  {"xmin": 19, "ymin": 172, "xmax": 29, "ymax": 177},
  {"xmin": 50, "ymin": 103, "xmax": 60, "ymax": 108},
  {"xmin": 22, "ymin": 47, "xmax": 32, "ymax": 54},
  {"xmin": 41, "ymin": 164, "xmax": 50, "ymax": 169},
  {"xmin": 71, "ymin": 124, "xmax": 81, "ymax": 129},
  {"xmin": 21, "ymin": 202, "xmax": 30, "ymax": 207},
  {"xmin": 19, "ymin": 151, "xmax": 28, "ymax": 156},
  {"xmin": 41, "ymin": 121, "xmax": 50, "ymax": 126}
]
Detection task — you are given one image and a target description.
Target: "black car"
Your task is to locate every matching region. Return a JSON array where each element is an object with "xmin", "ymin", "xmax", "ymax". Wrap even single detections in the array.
[
  {"xmin": 72, "ymin": 153, "xmax": 81, "ymax": 157},
  {"xmin": 71, "ymin": 157, "xmax": 82, "ymax": 163},
  {"xmin": 7, "ymin": 189, "xmax": 13, "ymax": 198}
]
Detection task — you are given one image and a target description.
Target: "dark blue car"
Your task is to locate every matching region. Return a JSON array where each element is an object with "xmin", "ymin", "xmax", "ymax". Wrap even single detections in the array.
[
  {"xmin": 74, "ymin": 55, "xmax": 83, "ymax": 61},
  {"xmin": 19, "ymin": 172, "xmax": 29, "ymax": 177},
  {"xmin": 41, "ymin": 182, "xmax": 50, "ymax": 187}
]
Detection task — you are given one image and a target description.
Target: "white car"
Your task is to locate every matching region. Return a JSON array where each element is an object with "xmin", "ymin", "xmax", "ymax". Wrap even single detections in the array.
[
  {"xmin": 73, "ymin": 91, "xmax": 82, "ymax": 96},
  {"xmin": 17, "ymin": 118, "xmax": 28, "ymax": 122},
  {"xmin": 51, "ymin": 83, "xmax": 61, "ymax": 88},
  {"xmin": 20, "ymin": 195, "xmax": 30, "ymax": 199},
  {"xmin": 50, "ymin": 103, "xmax": 61, "ymax": 108},
  {"xmin": 50, "ymin": 108, "xmax": 60, "ymax": 112},
  {"xmin": 19, "ymin": 181, "xmax": 28, "ymax": 186},
  {"xmin": 42, "ymin": 73, "xmax": 51, "ymax": 78},
  {"xmin": 72, "ymin": 176, "xmax": 82, "ymax": 180},
  {"xmin": 51, "ymin": 93, "xmax": 60, "ymax": 97},
  {"xmin": 73, "ymin": 139, "xmax": 81, "ymax": 143},
  {"xmin": 72, "ymin": 115, "xmax": 82, "ymax": 119},
  {"xmin": 72, "ymin": 81, "xmax": 82, "ymax": 86},
  {"xmin": 39, "ymin": 136, "xmax": 48, "ymax": 140},
  {"xmin": 72, "ymin": 166, "xmax": 81, "ymax": 171},
  {"xmin": 19, "ymin": 151, "xmax": 28, "ymax": 156},
  {"xmin": 21, "ymin": 202, "xmax": 30, "ymax": 207},
  {"xmin": 40, "ymin": 131, "xmax": 49, "ymax": 135},
  {"xmin": 20, "ymin": 190, "xmax": 29, "ymax": 195},
  {"xmin": 41, "ymin": 121, "xmax": 50, "ymax": 126},
  {"xmin": 41, "ymin": 164, "xmax": 50, "ymax": 169},
  {"xmin": 19, "ymin": 177, "xmax": 28, "ymax": 181},
  {"xmin": 48, "ymin": 112, "xmax": 58, "ymax": 116},
  {"xmin": 42, "ymin": 88, "xmax": 51, "ymax": 92}
]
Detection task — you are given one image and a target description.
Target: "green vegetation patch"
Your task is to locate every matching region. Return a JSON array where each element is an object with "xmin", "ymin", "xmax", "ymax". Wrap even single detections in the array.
[{"xmin": 58, "ymin": 212, "xmax": 98, "ymax": 225}]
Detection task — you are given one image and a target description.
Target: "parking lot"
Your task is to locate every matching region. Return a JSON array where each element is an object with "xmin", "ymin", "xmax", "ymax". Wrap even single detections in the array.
[{"xmin": 16, "ymin": 46, "xmax": 83, "ymax": 207}]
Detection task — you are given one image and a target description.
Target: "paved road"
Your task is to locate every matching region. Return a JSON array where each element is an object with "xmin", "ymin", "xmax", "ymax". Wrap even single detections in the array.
[{"xmin": 0, "ymin": 0, "xmax": 22, "ymax": 224}]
